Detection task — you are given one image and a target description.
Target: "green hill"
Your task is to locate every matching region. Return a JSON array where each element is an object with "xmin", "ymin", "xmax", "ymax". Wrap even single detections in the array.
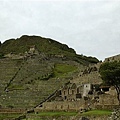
[
  {"xmin": 0, "ymin": 35, "xmax": 99, "ymax": 64},
  {"xmin": 0, "ymin": 35, "xmax": 75, "ymax": 55},
  {"xmin": 0, "ymin": 35, "xmax": 99, "ymax": 109}
]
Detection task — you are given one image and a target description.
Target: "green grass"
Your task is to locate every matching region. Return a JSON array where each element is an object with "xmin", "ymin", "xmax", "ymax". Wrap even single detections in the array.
[
  {"xmin": 8, "ymin": 84, "xmax": 24, "ymax": 90},
  {"xmin": 0, "ymin": 113, "xmax": 21, "ymax": 120},
  {"xmin": 24, "ymin": 110, "xmax": 112, "ymax": 120},
  {"xmin": 53, "ymin": 63, "xmax": 77, "ymax": 77},
  {"xmin": 81, "ymin": 110, "xmax": 112, "ymax": 116}
]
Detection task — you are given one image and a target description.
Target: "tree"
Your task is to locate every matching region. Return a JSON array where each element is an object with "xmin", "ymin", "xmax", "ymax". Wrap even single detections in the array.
[{"xmin": 99, "ymin": 61, "xmax": 120, "ymax": 105}]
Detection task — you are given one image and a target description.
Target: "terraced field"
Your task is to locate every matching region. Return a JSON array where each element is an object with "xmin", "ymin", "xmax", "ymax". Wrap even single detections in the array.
[{"xmin": 0, "ymin": 56, "xmax": 80, "ymax": 109}]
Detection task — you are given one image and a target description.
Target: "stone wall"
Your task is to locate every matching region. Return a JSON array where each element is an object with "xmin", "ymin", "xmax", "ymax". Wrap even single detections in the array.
[
  {"xmin": 26, "ymin": 115, "xmax": 110, "ymax": 120},
  {"xmin": 71, "ymin": 71, "xmax": 102, "ymax": 84},
  {"xmin": 104, "ymin": 54, "xmax": 120, "ymax": 62},
  {"xmin": 95, "ymin": 105, "xmax": 119, "ymax": 110},
  {"xmin": 35, "ymin": 101, "xmax": 85, "ymax": 112},
  {"xmin": 98, "ymin": 94, "xmax": 119, "ymax": 105}
]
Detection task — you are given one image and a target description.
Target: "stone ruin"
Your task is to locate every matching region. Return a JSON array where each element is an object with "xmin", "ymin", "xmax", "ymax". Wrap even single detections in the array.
[{"xmin": 35, "ymin": 81, "xmax": 119, "ymax": 112}]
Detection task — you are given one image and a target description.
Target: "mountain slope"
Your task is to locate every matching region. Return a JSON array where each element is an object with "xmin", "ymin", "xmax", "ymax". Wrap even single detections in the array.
[
  {"xmin": 0, "ymin": 35, "xmax": 99, "ymax": 64},
  {"xmin": 0, "ymin": 35, "xmax": 99, "ymax": 109}
]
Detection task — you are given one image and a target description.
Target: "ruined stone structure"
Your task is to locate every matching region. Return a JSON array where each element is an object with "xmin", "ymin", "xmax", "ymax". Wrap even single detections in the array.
[
  {"xmin": 4, "ymin": 45, "xmax": 39, "ymax": 60},
  {"xmin": 4, "ymin": 53, "xmax": 24, "ymax": 59},
  {"xmin": 35, "ymin": 54, "xmax": 120, "ymax": 112},
  {"xmin": 104, "ymin": 54, "xmax": 120, "ymax": 62},
  {"xmin": 98, "ymin": 87, "xmax": 119, "ymax": 105},
  {"xmin": 35, "ymin": 83, "xmax": 119, "ymax": 111},
  {"xmin": 71, "ymin": 62, "xmax": 103, "ymax": 85},
  {"xmin": 60, "ymin": 83, "xmax": 82, "ymax": 101},
  {"xmin": 35, "ymin": 81, "xmax": 119, "ymax": 111},
  {"xmin": 55, "ymin": 82, "xmax": 93, "ymax": 102},
  {"xmin": 35, "ymin": 101, "xmax": 85, "ymax": 112},
  {"xmin": 28, "ymin": 45, "xmax": 39, "ymax": 55}
]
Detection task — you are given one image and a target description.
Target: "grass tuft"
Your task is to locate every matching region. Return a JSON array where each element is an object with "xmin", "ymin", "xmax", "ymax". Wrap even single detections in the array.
[{"xmin": 81, "ymin": 109, "xmax": 112, "ymax": 116}]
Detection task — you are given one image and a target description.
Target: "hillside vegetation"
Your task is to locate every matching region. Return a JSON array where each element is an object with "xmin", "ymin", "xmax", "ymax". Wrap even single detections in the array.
[
  {"xmin": 0, "ymin": 35, "xmax": 99, "ymax": 109},
  {"xmin": 0, "ymin": 35, "xmax": 99, "ymax": 64}
]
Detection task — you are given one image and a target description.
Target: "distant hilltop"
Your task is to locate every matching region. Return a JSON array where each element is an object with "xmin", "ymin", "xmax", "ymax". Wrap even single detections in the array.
[{"xmin": 0, "ymin": 35, "xmax": 99, "ymax": 64}]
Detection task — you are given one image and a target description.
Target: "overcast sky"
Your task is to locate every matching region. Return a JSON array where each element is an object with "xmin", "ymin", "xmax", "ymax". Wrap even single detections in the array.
[{"xmin": 0, "ymin": 0, "xmax": 120, "ymax": 60}]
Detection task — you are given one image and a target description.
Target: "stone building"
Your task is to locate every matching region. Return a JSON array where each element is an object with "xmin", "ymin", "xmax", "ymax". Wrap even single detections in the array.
[
  {"xmin": 35, "ymin": 83, "xmax": 119, "ymax": 112},
  {"xmin": 60, "ymin": 83, "xmax": 93, "ymax": 101},
  {"xmin": 60, "ymin": 83, "xmax": 83, "ymax": 101}
]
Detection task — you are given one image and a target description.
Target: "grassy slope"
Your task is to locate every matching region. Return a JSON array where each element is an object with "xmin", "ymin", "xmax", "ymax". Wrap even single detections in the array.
[
  {"xmin": 0, "ymin": 35, "xmax": 76, "ymax": 56},
  {"xmin": 24, "ymin": 110, "xmax": 111, "ymax": 120},
  {"xmin": 0, "ymin": 110, "xmax": 111, "ymax": 120},
  {"xmin": 53, "ymin": 63, "xmax": 77, "ymax": 77},
  {"xmin": 81, "ymin": 110, "xmax": 112, "ymax": 116},
  {"xmin": 28, "ymin": 110, "xmax": 111, "ymax": 117},
  {"xmin": 0, "ymin": 113, "xmax": 22, "ymax": 120}
]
